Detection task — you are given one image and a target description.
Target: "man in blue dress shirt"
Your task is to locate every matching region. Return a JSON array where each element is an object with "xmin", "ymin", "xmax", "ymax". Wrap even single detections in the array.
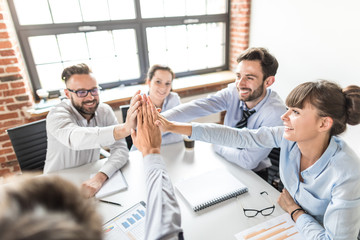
[{"xmin": 162, "ymin": 47, "xmax": 286, "ymax": 179}]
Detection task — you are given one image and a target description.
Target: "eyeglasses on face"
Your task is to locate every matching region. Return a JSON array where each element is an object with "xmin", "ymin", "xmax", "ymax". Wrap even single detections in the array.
[
  {"xmin": 239, "ymin": 191, "xmax": 275, "ymax": 218},
  {"xmin": 67, "ymin": 88, "xmax": 100, "ymax": 98}
]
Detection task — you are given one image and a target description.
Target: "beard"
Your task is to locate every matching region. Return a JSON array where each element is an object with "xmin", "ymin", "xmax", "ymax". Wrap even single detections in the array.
[
  {"xmin": 239, "ymin": 81, "xmax": 265, "ymax": 102},
  {"xmin": 71, "ymin": 96, "xmax": 99, "ymax": 117}
]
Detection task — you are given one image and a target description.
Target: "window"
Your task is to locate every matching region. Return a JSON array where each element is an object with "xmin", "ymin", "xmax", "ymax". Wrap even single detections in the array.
[{"xmin": 8, "ymin": 0, "xmax": 229, "ymax": 96}]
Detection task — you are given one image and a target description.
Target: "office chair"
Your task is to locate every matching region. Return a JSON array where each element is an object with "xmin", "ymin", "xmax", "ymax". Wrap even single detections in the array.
[
  {"xmin": 267, "ymin": 148, "xmax": 284, "ymax": 191},
  {"xmin": 119, "ymin": 105, "xmax": 133, "ymax": 150},
  {"xmin": 6, "ymin": 119, "xmax": 47, "ymax": 171}
]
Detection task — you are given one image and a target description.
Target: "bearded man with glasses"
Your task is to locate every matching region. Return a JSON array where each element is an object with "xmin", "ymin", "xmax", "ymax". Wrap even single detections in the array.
[{"xmin": 44, "ymin": 63, "xmax": 141, "ymax": 198}]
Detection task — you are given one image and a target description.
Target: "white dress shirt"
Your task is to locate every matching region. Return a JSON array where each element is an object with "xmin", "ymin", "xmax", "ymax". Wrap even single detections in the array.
[{"xmin": 44, "ymin": 99, "xmax": 129, "ymax": 178}]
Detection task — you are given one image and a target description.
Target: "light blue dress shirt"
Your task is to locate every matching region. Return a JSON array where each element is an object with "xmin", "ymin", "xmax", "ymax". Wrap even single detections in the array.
[
  {"xmin": 190, "ymin": 123, "xmax": 360, "ymax": 239},
  {"xmin": 163, "ymin": 83, "xmax": 286, "ymax": 171}
]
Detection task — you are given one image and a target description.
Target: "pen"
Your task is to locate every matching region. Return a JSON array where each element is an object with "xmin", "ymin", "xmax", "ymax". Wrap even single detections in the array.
[{"xmin": 99, "ymin": 200, "xmax": 122, "ymax": 206}]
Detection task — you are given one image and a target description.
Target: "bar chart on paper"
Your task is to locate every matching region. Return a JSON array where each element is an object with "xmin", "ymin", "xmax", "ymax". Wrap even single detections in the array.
[
  {"xmin": 103, "ymin": 202, "xmax": 146, "ymax": 240},
  {"xmin": 235, "ymin": 213, "xmax": 305, "ymax": 240}
]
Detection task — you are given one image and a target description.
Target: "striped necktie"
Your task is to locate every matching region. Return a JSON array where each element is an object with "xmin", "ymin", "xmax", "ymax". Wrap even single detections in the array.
[{"xmin": 235, "ymin": 109, "xmax": 256, "ymax": 129}]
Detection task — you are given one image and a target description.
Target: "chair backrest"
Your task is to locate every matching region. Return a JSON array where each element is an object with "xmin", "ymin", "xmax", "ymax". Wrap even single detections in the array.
[
  {"xmin": 267, "ymin": 147, "xmax": 284, "ymax": 191},
  {"xmin": 6, "ymin": 119, "xmax": 47, "ymax": 171},
  {"xmin": 119, "ymin": 105, "xmax": 133, "ymax": 150}
]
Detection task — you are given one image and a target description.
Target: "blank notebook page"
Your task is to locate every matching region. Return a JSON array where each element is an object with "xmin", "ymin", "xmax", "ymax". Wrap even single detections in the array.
[{"xmin": 175, "ymin": 168, "xmax": 248, "ymax": 212}]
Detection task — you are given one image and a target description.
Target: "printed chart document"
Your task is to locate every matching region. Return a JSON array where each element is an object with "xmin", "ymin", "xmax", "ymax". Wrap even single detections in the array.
[
  {"xmin": 175, "ymin": 168, "xmax": 248, "ymax": 212},
  {"xmin": 103, "ymin": 201, "xmax": 146, "ymax": 240},
  {"xmin": 93, "ymin": 170, "xmax": 128, "ymax": 198},
  {"xmin": 235, "ymin": 213, "xmax": 305, "ymax": 240}
]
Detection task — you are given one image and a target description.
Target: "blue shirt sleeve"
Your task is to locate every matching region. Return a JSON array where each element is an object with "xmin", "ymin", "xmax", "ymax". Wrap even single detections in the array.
[{"xmin": 162, "ymin": 85, "xmax": 231, "ymax": 122}]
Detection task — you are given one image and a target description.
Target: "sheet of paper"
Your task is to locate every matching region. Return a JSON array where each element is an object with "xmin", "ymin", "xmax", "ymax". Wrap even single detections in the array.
[
  {"xmin": 234, "ymin": 213, "xmax": 305, "ymax": 240},
  {"xmin": 93, "ymin": 170, "xmax": 128, "ymax": 198},
  {"xmin": 103, "ymin": 202, "xmax": 146, "ymax": 240}
]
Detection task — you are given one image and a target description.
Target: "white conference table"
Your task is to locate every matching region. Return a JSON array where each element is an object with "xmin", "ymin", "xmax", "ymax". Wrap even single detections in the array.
[{"xmin": 51, "ymin": 141, "xmax": 286, "ymax": 240}]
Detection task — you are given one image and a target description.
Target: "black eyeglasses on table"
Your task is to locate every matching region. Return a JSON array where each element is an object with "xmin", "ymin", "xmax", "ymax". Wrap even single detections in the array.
[
  {"xmin": 67, "ymin": 88, "xmax": 100, "ymax": 98},
  {"xmin": 239, "ymin": 191, "xmax": 275, "ymax": 217}
]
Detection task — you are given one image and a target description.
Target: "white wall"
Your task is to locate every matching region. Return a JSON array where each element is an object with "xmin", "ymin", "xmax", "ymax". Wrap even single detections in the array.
[{"xmin": 249, "ymin": 0, "xmax": 360, "ymax": 153}]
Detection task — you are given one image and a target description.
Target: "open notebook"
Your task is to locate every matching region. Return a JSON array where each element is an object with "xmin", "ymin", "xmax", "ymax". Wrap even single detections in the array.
[
  {"xmin": 93, "ymin": 170, "xmax": 128, "ymax": 198},
  {"xmin": 176, "ymin": 168, "xmax": 248, "ymax": 212}
]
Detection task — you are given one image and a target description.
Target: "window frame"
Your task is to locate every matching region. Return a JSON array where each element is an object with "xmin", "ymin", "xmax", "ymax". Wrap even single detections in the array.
[{"xmin": 7, "ymin": 0, "xmax": 230, "ymax": 98}]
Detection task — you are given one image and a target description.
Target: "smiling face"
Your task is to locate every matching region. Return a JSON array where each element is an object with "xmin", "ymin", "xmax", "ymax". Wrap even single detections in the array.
[
  {"xmin": 65, "ymin": 74, "xmax": 99, "ymax": 120},
  {"xmin": 281, "ymin": 102, "xmax": 326, "ymax": 144},
  {"xmin": 148, "ymin": 69, "xmax": 173, "ymax": 108},
  {"xmin": 235, "ymin": 60, "xmax": 270, "ymax": 109}
]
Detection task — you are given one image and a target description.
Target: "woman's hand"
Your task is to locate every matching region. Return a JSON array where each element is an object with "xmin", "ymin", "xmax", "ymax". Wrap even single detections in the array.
[{"xmin": 278, "ymin": 188, "xmax": 304, "ymax": 222}]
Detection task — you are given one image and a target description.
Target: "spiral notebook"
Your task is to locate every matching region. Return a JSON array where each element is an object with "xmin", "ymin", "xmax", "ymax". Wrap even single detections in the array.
[{"xmin": 175, "ymin": 168, "xmax": 248, "ymax": 212}]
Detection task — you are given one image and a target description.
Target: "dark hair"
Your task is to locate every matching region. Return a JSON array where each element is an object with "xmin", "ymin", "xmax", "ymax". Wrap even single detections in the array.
[
  {"xmin": 61, "ymin": 63, "xmax": 92, "ymax": 84},
  {"xmin": 146, "ymin": 64, "xmax": 175, "ymax": 84},
  {"xmin": 286, "ymin": 80, "xmax": 360, "ymax": 136},
  {"xmin": 237, "ymin": 47, "xmax": 279, "ymax": 81},
  {"xmin": 0, "ymin": 175, "xmax": 103, "ymax": 240}
]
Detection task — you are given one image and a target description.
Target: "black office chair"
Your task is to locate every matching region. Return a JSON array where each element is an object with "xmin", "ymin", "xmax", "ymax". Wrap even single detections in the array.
[
  {"xmin": 120, "ymin": 105, "xmax": 133, "ymax": 150},
  {"xmin": 6, "ymin": 119, "xmax": 47, "ymax": 171},
  {"xmin": 267, "ymin": 148, "xmax": 284, "ymax": 191}
]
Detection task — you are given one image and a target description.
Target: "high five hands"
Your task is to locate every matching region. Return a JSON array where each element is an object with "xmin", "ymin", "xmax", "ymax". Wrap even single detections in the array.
[{"xmin": 131, "ymin": 94, "xmax": 162, "ymax": 157}]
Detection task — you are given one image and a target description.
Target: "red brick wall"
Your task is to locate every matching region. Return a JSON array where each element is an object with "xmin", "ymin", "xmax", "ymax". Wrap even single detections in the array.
[
  {"xmin": 0, "ymin": 0, "xmax": 34, "ymax": 177},
  {"xmin": 229, "ymin": 0, "xmax": 251, "ymax": 72}
]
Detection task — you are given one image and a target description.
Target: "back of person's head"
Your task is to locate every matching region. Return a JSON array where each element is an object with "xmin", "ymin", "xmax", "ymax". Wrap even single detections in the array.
[
  {"xmin": 62, "ymin": 63, "xmax": 92, "ymax": 84},
  {"xmin": 146, "ymin": 64, "xmax": 175, "ymax": 84},
  {"xmin": 285, "ymin": 80, "xmax": 360, "ymax": 136},
  {"xmin": 0, "ymin": 175, "xmax": 103, "ymax": 240},
  {"xmin": 237, "ymin": 47, "xmax": 279, "ymax": 80}
]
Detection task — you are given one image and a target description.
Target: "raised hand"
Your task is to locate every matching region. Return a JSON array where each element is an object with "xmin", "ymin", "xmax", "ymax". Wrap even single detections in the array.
[
  {"xmin": 124, "ymin": 90, "xmax": 142, "ymax": 133},
  {"xmin": 131, "ymin": 94, "xmax": 161, "ymax": 156}
]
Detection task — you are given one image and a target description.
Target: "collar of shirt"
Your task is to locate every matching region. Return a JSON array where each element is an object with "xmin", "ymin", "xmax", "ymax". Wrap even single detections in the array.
[
  {"xmin": 239, "ymin": 88, "xmax": 271, "ymax": 112},
  {"xmin": 300, "ymin": 137, "xmax": 338, "ymax": 180}
]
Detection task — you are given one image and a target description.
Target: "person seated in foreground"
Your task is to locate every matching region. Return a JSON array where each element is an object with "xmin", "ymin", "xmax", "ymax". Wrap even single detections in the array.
[
  {"xmin": 0, "ymin": 175, "xmax": 103, "ymax": 240},
  {"xmin": 154, "ymin": 80, "xmax": 360, "ymax": 239}
]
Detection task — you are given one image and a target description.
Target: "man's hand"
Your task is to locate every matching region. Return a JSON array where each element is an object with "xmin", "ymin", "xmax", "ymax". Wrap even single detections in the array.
[
  {"xmin": 114, "ymin": 90, "xmax": 142, "ymax": 140},
  {"xmin": 131, "ymin": 94, "xmax": 161, "ymax": 157},
  {"xmin": 81, "ymin": 172, "xmax": 108, "ymax": 198},
  {"xmin": 124, "ymin": 90, "xmax": 142, "ymax": 133}
]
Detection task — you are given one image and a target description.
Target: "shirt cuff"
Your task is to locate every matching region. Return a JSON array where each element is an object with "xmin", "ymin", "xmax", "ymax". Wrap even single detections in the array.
[
  {"xmin": 99, "ymin": 165, "xmax": 115, "ymax": 179},
  {"xmin": 143, "ymin": 154, "xmax": 167, "ymax": 173},
  {"xmin": 295, "ymin": 212, "xmax": 313, "ymax": 231},
  {"xmin": 190, "ymin": 122, "xmax": 201, "ymax": 140}
]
